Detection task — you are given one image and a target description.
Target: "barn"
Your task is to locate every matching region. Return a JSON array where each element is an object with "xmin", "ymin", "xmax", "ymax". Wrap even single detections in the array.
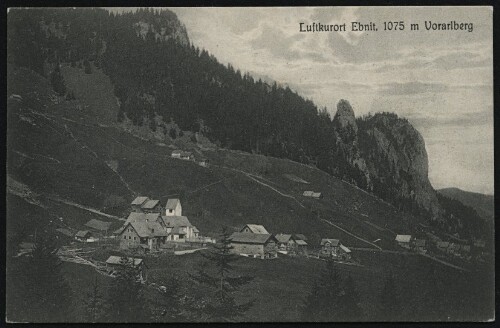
[{"xmin": 229, "ymin": 232, "xmax": 278, "ymax": 259}]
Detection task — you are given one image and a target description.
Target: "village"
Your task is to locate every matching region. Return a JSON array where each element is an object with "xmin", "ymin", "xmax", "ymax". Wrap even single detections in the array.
[{"xmin": 13, "ymin": 147, "xmax": 488, "ymax": 285}]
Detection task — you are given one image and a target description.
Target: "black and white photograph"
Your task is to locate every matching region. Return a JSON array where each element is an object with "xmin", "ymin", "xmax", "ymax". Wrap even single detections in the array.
[{"xmin": 5, "ymin": 6, "xmax": 494, "ymax": 323}]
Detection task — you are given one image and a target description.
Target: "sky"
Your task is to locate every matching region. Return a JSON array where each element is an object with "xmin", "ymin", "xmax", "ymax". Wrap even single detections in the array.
[{"xmin": 111, "ymin": 7, "xmax": 493, "ymax": 194}]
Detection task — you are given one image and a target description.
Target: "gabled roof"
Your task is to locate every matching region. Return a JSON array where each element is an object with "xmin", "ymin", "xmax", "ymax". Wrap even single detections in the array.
[
  {"xmin": 303, "ymin": 191, "xmax": 314, "ymax": 197},
  {"xmin": 165, "ymin": 198, "xmax": 180, "ymax": 210},
  {"xmin": 75, "ymin": 230, "xmax": 91, "ymax": 238},
  {"xmin": 312, "ymin": 192, "xmax": 322, "ymax": 198},
  {"xmin": 275, "ymin": 234, "xmax": 293, "ymax": 243},
  {"xmin": 230, "ymin": 232, "xmax": 276, "ymax": 244},
  {"xmin": 294, "ymin": 234, "xmax": 308, "ymax": 241},
  {"xmin": 85, "ymin": 219, "xmax": 112, "ymax": 231},
  {"xmin": 193, "ymin": 226, "xmax": 199, "ymax": 233},
  {"xmin": 295, "ymin": 239, "xmax": 308, "ymax": 246},
  {"xmin": 395, "ymin": 235, "xmax": 412, "ymax": 243},
  {"xmin": 340, "ymin": 244, "xmax": 351, "ymax": 253},
  {"xmin": 56, "ymin": 228, "xmax": 74, "ymax": 237},
  {"xmin": 241, "ymin": 224, "xmax": 269, "ymax": 234},
  {"xmin": 321, "ymin": 238, "xmax": 340, "ymax": 246},
  {"xmin": 131, "ymin": 196, "xmax": 149, "ymax": 206},
  {"xmin": 141, "ymin": 199, "xmax": 160, "ymax": 209},
  {"xmin": 161, "ymin": 215, "xmax": 192, "ymax": 228},
  {"xmin": 116, "ymin": 212, "xmax": 167, "ymax": 237},
  {"xmin": 126, "ymin": 212, "xmax": 161, "ymax": 223},
  {"xmin": 106, "ymin": 255, "xmax": 143, "ymax": 266}
]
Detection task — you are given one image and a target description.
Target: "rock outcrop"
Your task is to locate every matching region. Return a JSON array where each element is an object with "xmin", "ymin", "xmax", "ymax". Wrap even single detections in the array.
[{"xmin": 332, "ymin": 101, "xmax": 441, "ymax": 219}]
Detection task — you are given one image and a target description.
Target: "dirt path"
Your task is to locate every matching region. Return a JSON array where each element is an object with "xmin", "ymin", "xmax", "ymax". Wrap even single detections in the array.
[
  {"xmin": 321, "ymin": 218, "xmax": 383, "ymax": 250},
  {"xmin": 419, "ymin": 252, "xmax": 469, "ymax": 272},
  {"xmin": 215, "ymin": 165, "xmax": 306, "ymax": 209},
  {"xmin": 47, "ymin": 196, "xmax": 124, "ymax": 221}
]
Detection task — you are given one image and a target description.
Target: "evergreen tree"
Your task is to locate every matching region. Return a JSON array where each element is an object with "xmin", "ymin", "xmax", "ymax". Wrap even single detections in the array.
[
  {"xmin": 189, "ymin": 227, "xmax": 255, "ymax": 322},
  {"xmin": 153, "ymin": 275, "xmax": 185, "ymax": 322},
  {"xmin": 50, "ymin": 64, "xmax": 66, "ymax": 96},
  {"xmin": 301, "ymin": 259, "xmax": 343, "ymax": 321},
  {"xmin": 85, "ymin": 275, "xmax": 105, "ymax": 322},
  {"xmin": 106, "ymin": 256, "xmax": 149, "ymax": 322},
  {"xmin": 377, "ymin": 272, "xmax": 401, "ymax": 321},
  {"xmin": 338, "ymin": 274, "xmax": 363, "ymax": 321},
  {"xmin": 16, "ymin": 229, "xmax": 73, "ymax": 322}
]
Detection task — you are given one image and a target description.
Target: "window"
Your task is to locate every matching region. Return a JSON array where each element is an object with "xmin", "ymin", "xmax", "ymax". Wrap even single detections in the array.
[
  {"xmin": 129, "ymin": 236, "xmax": 131, "ymax": 240},
  {"xmin": 134, "ymin": 237, "xmax": 137, "ymax": 241},
  {"xmin": 152, "ymin": 229, "xmax": 155, "ymax": 233},
  {"xmin": 123, "ymin": 236, "xmax": 126, "ymax": 240}
]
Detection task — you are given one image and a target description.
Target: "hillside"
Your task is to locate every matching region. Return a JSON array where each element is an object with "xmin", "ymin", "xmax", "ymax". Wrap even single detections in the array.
[
  {"xmin": 7, "ymin": 62, "xmax": 425, "ymax": 251},
  {"xmin": 7, "ymin": 7, "xmax": 463, "ymax": 235},
  {"xmin": 438, "ymin": 188, "xmax": 494, "ymax": 222}
]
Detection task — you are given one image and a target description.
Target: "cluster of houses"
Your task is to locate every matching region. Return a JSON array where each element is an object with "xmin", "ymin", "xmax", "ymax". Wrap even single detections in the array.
[
  {"xmin": 228, "ymin": 224, "xmax": 352, "ymax": 262},
  {"xmin": 395, "ymin": 233, "xmax": 485, "ymax": 259},
  {"xmin": 395, "ymin": 234, "xmax": 428, "ymax": 254},
  {"xmin": 171, "ymin": 150, "xmax": 209, "ymax": 167},
  {"xmin": 114, "ymin": 196, "xmax": 205, "ymax": 252},
  {"xmin": 56, "ymin": 218, "xmax": 113, "ymax": 243}
]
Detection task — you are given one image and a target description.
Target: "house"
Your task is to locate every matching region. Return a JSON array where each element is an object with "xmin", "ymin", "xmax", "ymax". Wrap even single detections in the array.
[
  {"xmin": 320, "ymin": 239, "xmax": 351, "ymax": 260},
  {"xmin": 160, "ymin": 215, "xmax": 198, "ymax": 241},
  {"xmin": 437, "ymin": 241, "xmax": 450, "ymax": 253},
  {"xmin": 198, "ymin": 158, "xmax": 210, "ymax": 167},
  {"xmin": 131, "ymin": 196, "xmax": 162, "ymax": 213},
  {"xmin": 229, "ymin": 232, "xmax": 278, "ymax": 259},
  {"xmin": 105, "ymin": 256, "xmax": 145, "ymax": 280},
  {"xmin": 448, "ymin": 243, "xmax": 461, "ymax": 255},
  {"xmin": 339, "ymin": 244, "xmax": 352, "ymax": 261},
  {"xmin": 395, "ymin": 235, "xmax": 412, "ymax": 249},
  {"xmin": 171, "ymin": 150, "xmax": 193, "ymax": 161},
  {"xmin": 131, "ymin": 196, "xmax": 150, "ymax": 212},
  {"xmin": 413, "ymin": 239, "xmax": 427, "ymax": 253},
  {"xmin": 240, "ymin": 224, "xmax": 269, "ymax": 234},
  {"xmin": 171, "ymin": 150, "xmax": 182, "ymax": 159},
  {"xmin": 192, "ymin": 227, "xmax": 200, "ymax": 238},
  {"xmin": 75, "ymin": 230, "xmax": 91, "ymax": 242},
  {"xmin": 165, "ymin": 198, "xmax": 182, "ymax": 216},
  {"xmin": 275, "ymin": 234, "xmax": 296, "ymax": 253},
  {"xmin": 140, "ymin": 199, "xmax": 161, "ymax": 213},
  {"xmin": 85, "ymin": 219, "xmax": 112, "ymax": 235},
  {"xmin": 115, "ymin": 212, "xmax": 169, "ymax": 250},
  {"xmin": 295, "ymin": 239, "xmax": 308, "ymax": 255},
  {"xmin": 303, "ymin": 191, "xmax": 323, "ymax": 199}
]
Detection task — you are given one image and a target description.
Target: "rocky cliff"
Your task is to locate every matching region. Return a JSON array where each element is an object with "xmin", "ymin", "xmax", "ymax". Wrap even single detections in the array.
[{"xmin": 332, "ymin": 101, "xmax": 441, "ymax": 220}]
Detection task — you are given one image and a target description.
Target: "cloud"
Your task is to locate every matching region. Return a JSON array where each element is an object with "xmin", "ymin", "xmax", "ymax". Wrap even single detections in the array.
[
  {"xmin": 408, "ymin": 110, "xmax": 492, "ymax": 131},
  {"xmin": 379, "ymin": 82, "xmax": 449, "ymax": 96}
]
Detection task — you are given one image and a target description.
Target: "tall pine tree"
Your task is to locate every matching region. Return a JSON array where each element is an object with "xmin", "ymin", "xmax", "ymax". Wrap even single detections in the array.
[
  {"xmin": 106, "ymin": 256, "xmax": 149, "ymax": 322},
  {"xmin": 189, "ymin": 227, "xmax": 254, "ymax": 322},
  {"xmin": 16, "ymin": 229, "xmax": 73, "ymax": 322},
  {"xmin": 301, "ymin": 259, "xmax": 344, "ymax": 322}
]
